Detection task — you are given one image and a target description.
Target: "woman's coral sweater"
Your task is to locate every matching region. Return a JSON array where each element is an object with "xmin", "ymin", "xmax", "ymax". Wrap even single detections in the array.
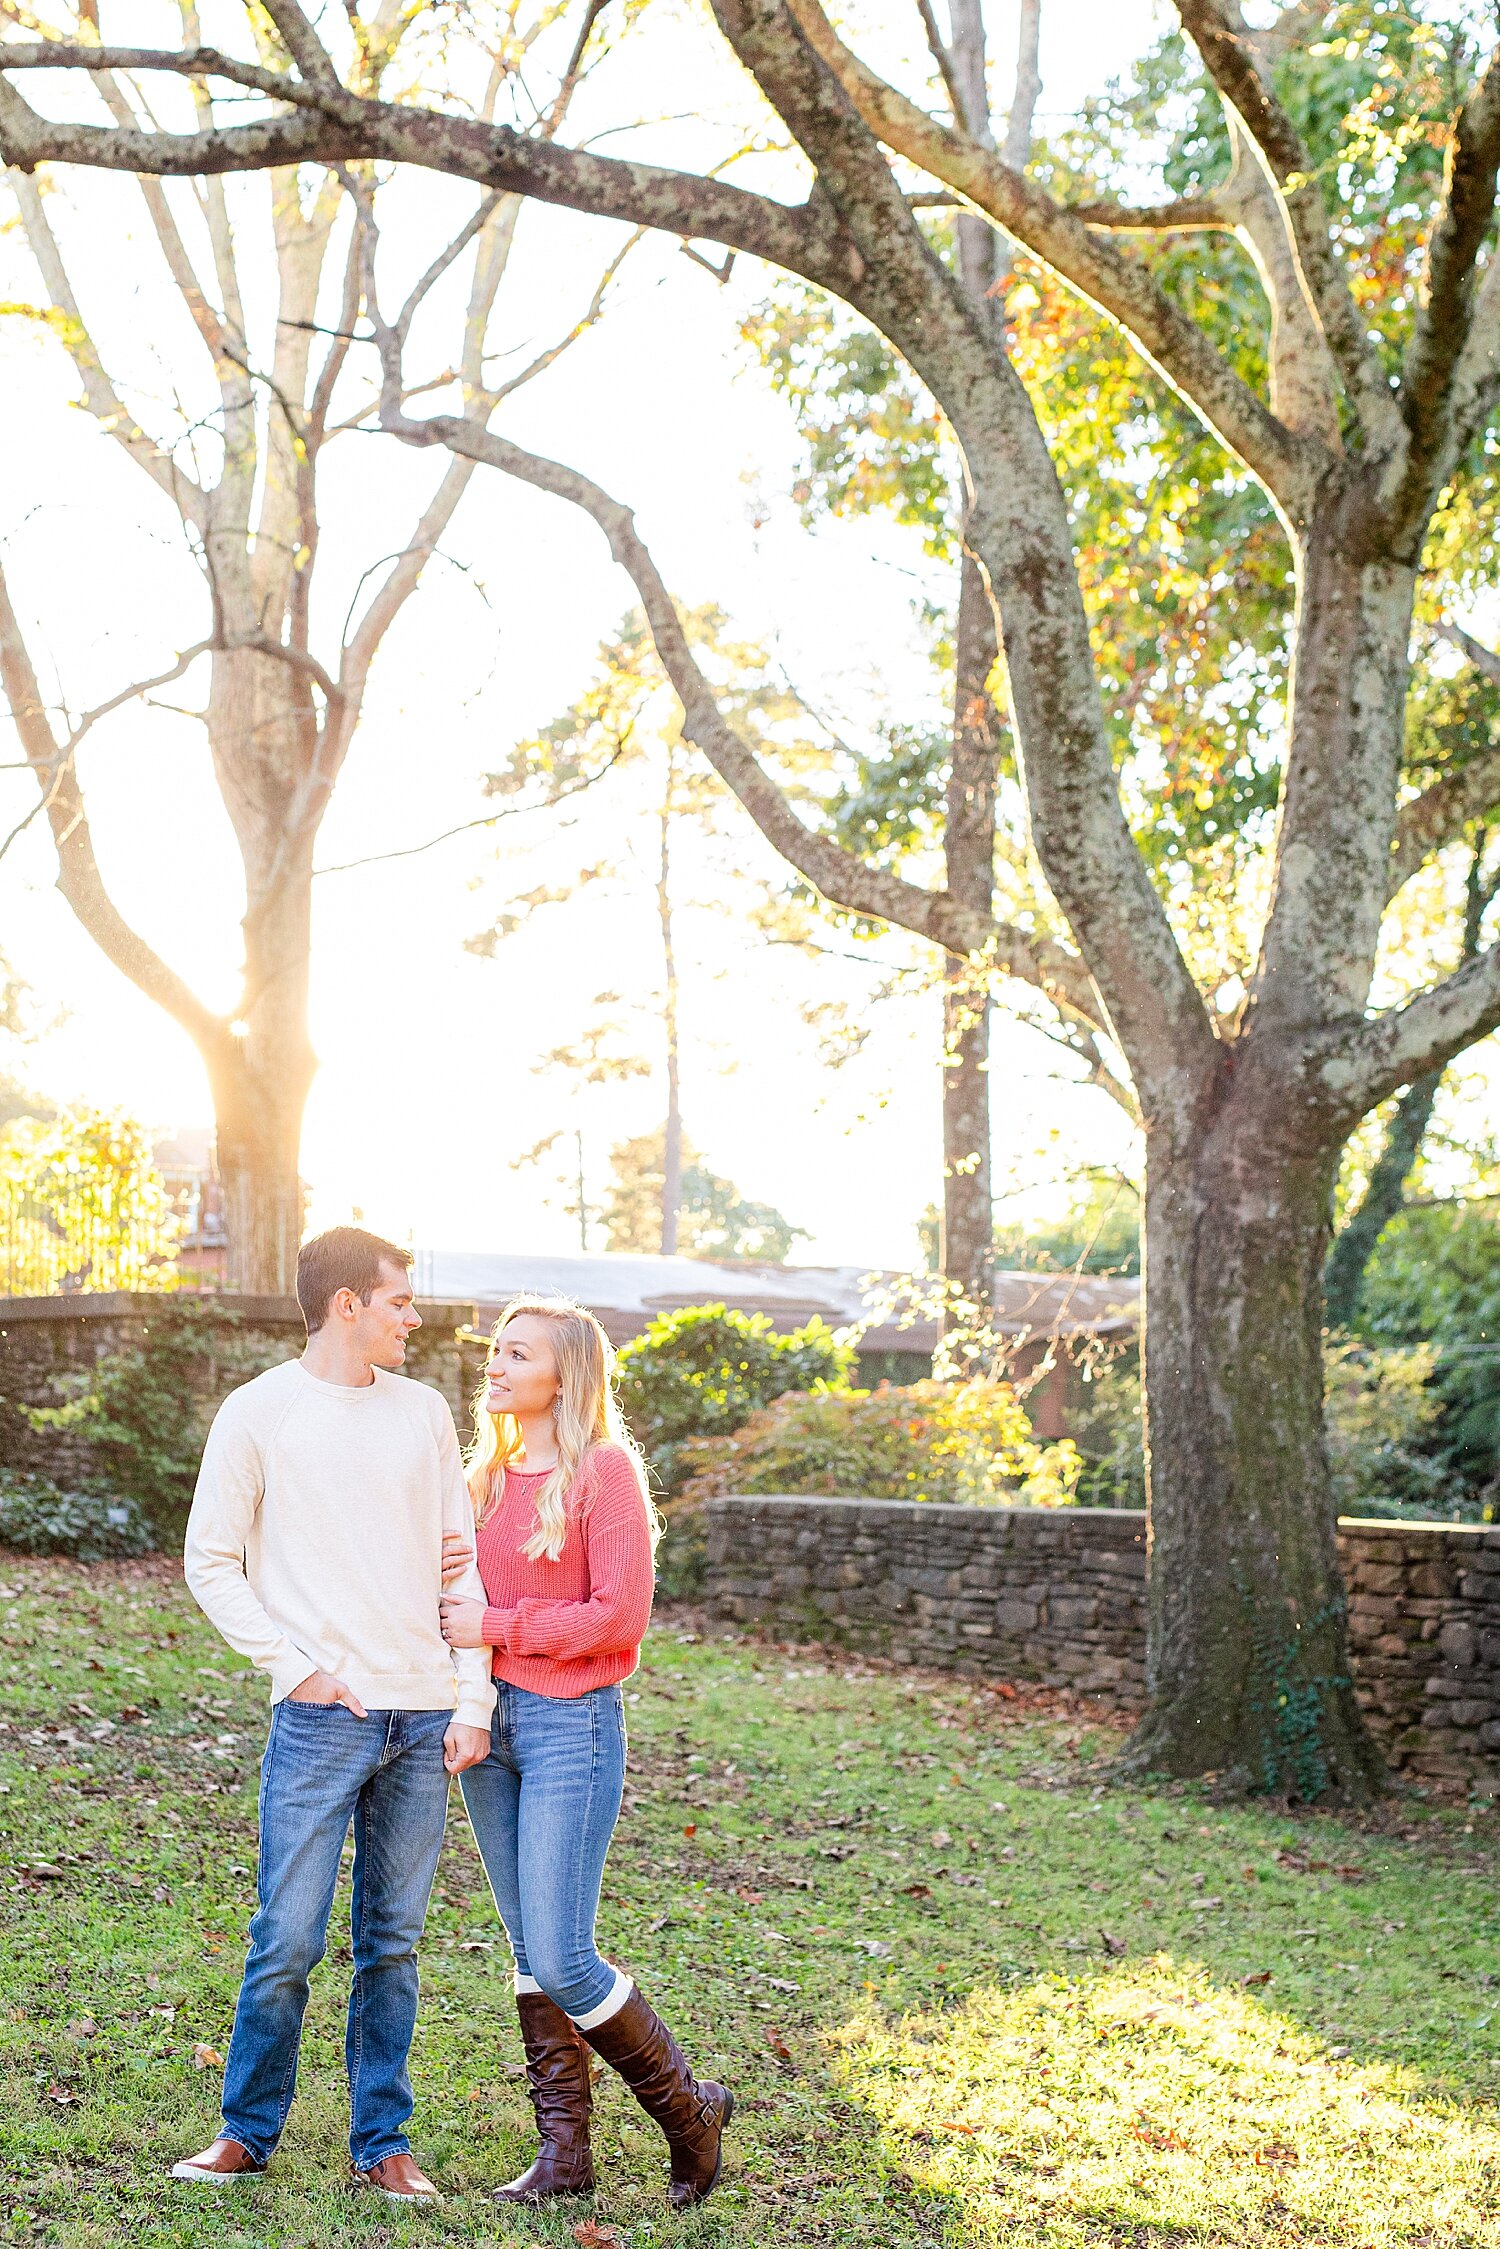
[{"xmin": 475, "ymin": 1442, "xmax": 655, "ymax": 1698}]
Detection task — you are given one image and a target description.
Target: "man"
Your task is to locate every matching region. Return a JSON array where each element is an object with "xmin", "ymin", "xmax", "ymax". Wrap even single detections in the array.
[{"xmin": 175, "ymin": 1226, "xmax": 493, "ymax": 2199}]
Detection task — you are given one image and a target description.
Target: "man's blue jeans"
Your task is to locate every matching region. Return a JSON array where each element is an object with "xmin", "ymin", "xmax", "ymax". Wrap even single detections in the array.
[
  {"xmin": 460, "ymin": 1682, "xmax": 626, "ymax": 2019},
  {"xmin": 220, "ymin": 1701, "xmax": 451, "ymax": 2170}
]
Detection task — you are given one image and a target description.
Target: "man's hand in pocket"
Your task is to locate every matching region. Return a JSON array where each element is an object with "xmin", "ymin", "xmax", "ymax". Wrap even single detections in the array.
[{"xmin": 288, "ymin": 1670, "xmax": 368, "ymax": 1716}]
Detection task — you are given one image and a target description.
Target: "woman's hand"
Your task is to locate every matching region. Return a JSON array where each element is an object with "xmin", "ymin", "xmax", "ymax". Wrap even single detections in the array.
[
  {"xmin": 440, "ymin": 1595, "xmax": 489, "ymax": 1649},
  {"xmin": 441, "ymin": 1531, "xmax": 474, "ymax": 1588}
]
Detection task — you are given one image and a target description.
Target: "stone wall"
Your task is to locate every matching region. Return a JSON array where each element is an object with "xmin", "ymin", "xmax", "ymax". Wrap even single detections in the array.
[
  {"xmin": 0, "ymin": 1292, "xmax": 482, "ymax": 1489},
  {"xmin": 705, "ymin": 1495, "xmax": 1500, "ymax": 1793}
]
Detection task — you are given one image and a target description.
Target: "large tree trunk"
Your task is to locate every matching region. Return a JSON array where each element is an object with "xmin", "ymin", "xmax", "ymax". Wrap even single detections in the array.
[
  {"xmin": 941, "ymin": 549, "xmax": 998, "ymax": 1307},
  {"xmin": 1126, "ymin": 1085, "xmax": 1384, "ymax": 1797},
  {"xmin": 205, "ymin": 646, "xmax": 319, "ymax": 1295}
]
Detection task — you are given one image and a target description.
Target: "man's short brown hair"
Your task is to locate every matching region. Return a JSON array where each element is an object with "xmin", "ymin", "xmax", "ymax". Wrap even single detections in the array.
[{"xmin": 296, "ymin": 1226, "xmax": 413, "ymax": 1335}]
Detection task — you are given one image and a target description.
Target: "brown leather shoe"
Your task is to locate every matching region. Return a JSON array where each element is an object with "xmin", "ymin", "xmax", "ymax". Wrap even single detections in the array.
[
  {"xmin": 351, "ymin": 2151, "xmax": 441, "ymax": 2200},
  {"xmin": 170, "ymin": 2137, "xmax": 266, "ymax": 2183},
  {"xmin": 493, "ymin": 1991, "xmax": 595, "ymax": 2203},
  {"xmin": 580, "ymin": 1983, "xmax": 732, "ymax": 2209}
]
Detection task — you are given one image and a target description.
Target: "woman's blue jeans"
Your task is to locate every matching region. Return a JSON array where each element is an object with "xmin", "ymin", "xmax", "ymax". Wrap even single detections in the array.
[
  {"xmin": 459, "ymin": 1682, "xmax": 626, "ymax": 2020},
  {"xmin": 220, "ymin": 1701, "xmax": 452, "ymax": 2170}
]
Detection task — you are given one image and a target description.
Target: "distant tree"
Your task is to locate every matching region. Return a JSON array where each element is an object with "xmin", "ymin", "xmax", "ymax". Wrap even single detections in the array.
[
  {"xmin": 602, "ymin": 1125, "xmax": 807, "ymax": 1263},
  {"xmin": 0, "ymin": 0, "xmax": 623, "ymax": 1288},
  {"xmin": 469, "ymin": 608, "xmax": 820, "ymax": 1255}
]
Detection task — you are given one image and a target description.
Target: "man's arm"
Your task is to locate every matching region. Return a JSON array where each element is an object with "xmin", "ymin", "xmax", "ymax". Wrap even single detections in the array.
[
  {"xmin": 431, "ymin": 1399, "xmax": 496, "ymax": 1732},
  {"xmin": 184, "ymin": 1402, "xmax": 318, "ymax": 1701}
]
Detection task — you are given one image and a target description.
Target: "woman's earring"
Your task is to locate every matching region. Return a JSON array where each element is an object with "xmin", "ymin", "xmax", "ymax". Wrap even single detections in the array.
[{"xmin": 550, "ymin": 1399, "xmax": 560, "ymax": 1425}]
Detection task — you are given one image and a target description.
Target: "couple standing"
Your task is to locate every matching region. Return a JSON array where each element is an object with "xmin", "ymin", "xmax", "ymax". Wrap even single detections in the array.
[{"xmin": 176, "ymin": 1226, "xmax": 730, "ymax": 2208}]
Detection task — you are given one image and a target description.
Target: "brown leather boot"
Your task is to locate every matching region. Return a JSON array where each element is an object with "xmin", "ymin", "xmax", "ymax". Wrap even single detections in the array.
[
  {"xmin": 493, "ymin": 1991, "xmax": 595, "ymax": 2203},
  {"xmin": 580, "ymin": 1984, "xmax": 732, "ymax": 2210}
]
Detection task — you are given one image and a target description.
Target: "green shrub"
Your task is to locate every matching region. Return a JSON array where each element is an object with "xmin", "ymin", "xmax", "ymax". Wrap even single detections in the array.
[
  {"xmin": 1066, "ymin": 1337, "xmax": 1460, "ymax": 1521},
  {"xmin": 16, "ymin": 1300, "xmax": 289, "ymax": 1540},
  {"xmin": 1067, "ymin": 1350, "xmax": 1147, "ymax": 1510},
  {"xmin": 655, "ymin": 1378, "xmax": 1080, "ymax": 1590},
  {"xmin": 616, "ymin": 1303, "xmax": 854, "ymax": 1499},
  {"xmin": 0, "ymin": 1471, "xmax": 156, "ymax": 1560},
  {"xmin": 1323, "ymin": 1336, "xmax": 1454, "ymax": 1519},
  {"xmin": 678, "ymin": 1378, "xmax": 1079, "ymax": 1507}
]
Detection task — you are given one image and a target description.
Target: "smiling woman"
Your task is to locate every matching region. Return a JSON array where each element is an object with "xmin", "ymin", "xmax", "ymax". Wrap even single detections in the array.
[{"xmin": 435, "ymin": 1293, "xmax": 729, "ymax": 2210}]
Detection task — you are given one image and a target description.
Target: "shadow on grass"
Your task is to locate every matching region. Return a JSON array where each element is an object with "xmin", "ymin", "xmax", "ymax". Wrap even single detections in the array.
[{"xmin": 831, "ymin": 1955, "xmax": 1500, "ymax": 2247}]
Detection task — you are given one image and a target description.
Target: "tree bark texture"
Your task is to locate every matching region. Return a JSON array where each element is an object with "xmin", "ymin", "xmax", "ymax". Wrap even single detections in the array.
[
  {"xmin": 941, "ymin": 550, "xmax": 999, "ymax": 1309},
  {"xmin": 1132, "ymin": 1100, "xmax": 1384, "ymax": 1797}
]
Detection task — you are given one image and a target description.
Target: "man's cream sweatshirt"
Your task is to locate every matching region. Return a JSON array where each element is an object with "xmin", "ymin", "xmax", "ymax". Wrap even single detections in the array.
[{"xmin": 184, "ymin": 1359, "xmax": 495, "ymax": 1728}]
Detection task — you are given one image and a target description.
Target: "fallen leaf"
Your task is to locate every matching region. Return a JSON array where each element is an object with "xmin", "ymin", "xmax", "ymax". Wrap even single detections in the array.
[
  {"xmin": 936, "ymin": 2120, "xmax": 976, "ymax": 2135},
  {"xmin": 1133, "ymin": 2118, "xmax": 1189, "ymax": 2151},
  {"xmin": 192, "ymin": 2043, "xmax": 224, "ymax": 2070},
  {"xmin": 682, "ymin": 1824, "xmax": 697, "ymax": 1838},
  {"xmin": 67, "ymin": 2016, "xmax": 98, "ymax": 2039},
  {"xmin": 930, "ymin": 1829, "xmax": 952, "ymax": 1849},
  {"xmin": 902, "ymin": 1882, "xmax": 933, "ymax": 1899},
  {"xmin": 29, "ymin": 1862, "xmax": 66, "ymax": 1880},
  {"xmin": 1242, "ymin": 1970, "xmax": 1273, "ymax": 1988},
  {"xmin": 853, "ymin": 1938, "xmax": 892, "ymax": 1959},
  {"xmin": 1101, "ymin": 1929, "xmax": 1126, "ymax": 1956},
  {"xmin": 45, "ymin": 2084, "xmax": 80, "ymax": 2106},
  {"xmin": 1253, "ymin": 2143, "xmax": 1300, "ymax": 2168},
  {"xmin": 766, "ymin": 2030, "xmax": 794, "ymax": 2064},
  {"xmin": 573, "ymin": 2224, "xmax": 626, "ymax": 2248}
]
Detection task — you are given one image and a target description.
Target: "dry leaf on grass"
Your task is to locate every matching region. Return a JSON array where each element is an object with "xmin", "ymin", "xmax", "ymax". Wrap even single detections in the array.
[
  {"xmin": 573, "ymin": 2222, "xmax": 627, "ymax": 2247},
  {"xmin": 192, "ymin": 2043, "xmax": 225, "ymax": 2070}
]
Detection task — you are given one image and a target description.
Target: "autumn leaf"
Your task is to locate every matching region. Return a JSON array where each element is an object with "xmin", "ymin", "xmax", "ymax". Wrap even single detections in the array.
[
  {"xmin": 902, "ymin": 1882, "xmax": 933, "ymax": 1899},
  {"xmin": 573, "ymin": 2223, "xmax": 627, "ymax": 2247},
  {"xmin": 46, "ymin": 2084, "xmax": 80, "ymax": 2106},
  {"xmin": 192, "ymin": 2042, "xmax": 224, "ymax": 2070},
  {"xmin": 1101, "ymin": 1929, "xmax": 1126, "ymax": 1956},
  {"xmin": 766, "ymin": 2029, "xmax": 795, "ymax": 2065},
  {"xmin": 1242, "ymin": 1969, "xmax": 1273, "ymax": 1987},
  {"xmin": 682, "ymin": 1823, "xmax": 697, "ymax": 1838}
]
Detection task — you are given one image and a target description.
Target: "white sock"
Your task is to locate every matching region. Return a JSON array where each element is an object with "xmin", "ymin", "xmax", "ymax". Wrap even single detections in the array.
[
  {"xmin": 513, "ymin": 1972, "xmax": 543, "ymax": 1995},
  {"xmin": 569, "ymin": 1967, "xmax": 632, "ymax": 2031}
]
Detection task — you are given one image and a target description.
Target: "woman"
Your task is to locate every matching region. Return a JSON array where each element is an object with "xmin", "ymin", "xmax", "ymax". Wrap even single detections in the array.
[{"xmin": 438, "ymin": 1294, "xmax": 732, "ymax": 2209}]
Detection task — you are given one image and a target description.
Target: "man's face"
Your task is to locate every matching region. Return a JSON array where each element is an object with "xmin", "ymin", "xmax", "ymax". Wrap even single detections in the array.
[{"xmin": 345, "ymin": 1260, "xmax": 422, "ymax": 1369}]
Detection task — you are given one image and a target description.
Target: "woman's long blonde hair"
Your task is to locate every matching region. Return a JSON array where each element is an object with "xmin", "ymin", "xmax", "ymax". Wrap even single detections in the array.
[{"xmin": 465, "ymin": 1294, "xmax": 657, "ymax": 1564}]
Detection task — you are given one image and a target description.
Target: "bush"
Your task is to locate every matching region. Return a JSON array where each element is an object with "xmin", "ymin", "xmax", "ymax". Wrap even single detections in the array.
[
  {"xmin": 16, "ymin": 1300, "xmax": 289, "ymax": 1540},
  {"xmin": 0, "ymin": 1471, "xmax": 156, "ymax": 1560},
  {"xmin": 1067, "ymin": 1350, "xmax": 1147, "ymax": 1510},
  {"xmin": 616, "ymin": 1303, "xmax": 854, "ymax": 1499},
  {"xmin": 1323, "ymin": 1336, "xmax": 1454, "ymax": 1519},
  {"xmin": 653, "ymin": 1378, "xmax": 1080, "ymax": 1591}
]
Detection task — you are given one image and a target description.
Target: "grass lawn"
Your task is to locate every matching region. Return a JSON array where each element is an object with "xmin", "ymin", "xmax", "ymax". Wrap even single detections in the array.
[{"xmin": 2, "ymin": 1554, "xmax": 1499, "ymax": 2247}]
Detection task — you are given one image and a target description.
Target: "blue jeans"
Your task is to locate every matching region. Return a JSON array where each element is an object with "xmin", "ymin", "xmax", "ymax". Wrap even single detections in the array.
[
  {"xmin": 220, "ymin": 1702, "xmax": 452, "ymax": 2170},
  {"xmin": 460, "ymin": 1682, "xmax": 626, "ymax": 2019}
]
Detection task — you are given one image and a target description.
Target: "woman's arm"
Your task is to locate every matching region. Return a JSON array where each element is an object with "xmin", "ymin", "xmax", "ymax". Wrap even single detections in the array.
[{"xmin": 486, "ymin": 1453, "xmax": 655, "ymax": 1661}]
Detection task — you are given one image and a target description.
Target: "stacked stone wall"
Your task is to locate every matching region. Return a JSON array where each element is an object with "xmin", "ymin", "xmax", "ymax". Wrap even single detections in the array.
[
  {"xmin": 0, "ymin": 1293, "xmax": 481, "ymax": 1488},
  {"xmin": 706, "ymin": 1496, "xmax": 1500, "ymax": 1793}
]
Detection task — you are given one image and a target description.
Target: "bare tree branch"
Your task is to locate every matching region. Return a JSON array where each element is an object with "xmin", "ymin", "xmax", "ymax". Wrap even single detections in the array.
[
  {"xmin": 357, "ymin": 201, "xmax": 1106, "ymax": 1026},
  {"xmin": 1321, "ymin": 944, "xmax": 1500, "ymax": 1117},
  {"xmin": 7, "ymin": 168, "xmax": 208, "ymax": 525},
  {"xmin": 0, "ymin": 557, "xmax": 230, "ymax": 1058}
]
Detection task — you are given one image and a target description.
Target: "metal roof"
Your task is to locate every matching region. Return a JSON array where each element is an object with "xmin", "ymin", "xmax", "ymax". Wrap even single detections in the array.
[{"xmin": 414, "ymin": 1249, "xmax": 1138, "ymax": 1352}]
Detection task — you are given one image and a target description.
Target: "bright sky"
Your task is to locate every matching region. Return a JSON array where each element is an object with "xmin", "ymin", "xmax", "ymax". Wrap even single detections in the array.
[{"xmin": 0, "ymin": 0, "xmax": 1161, "ymax": 1264}]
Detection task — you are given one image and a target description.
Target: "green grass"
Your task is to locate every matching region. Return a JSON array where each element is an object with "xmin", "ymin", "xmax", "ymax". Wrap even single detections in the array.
[{"xmin": 2, "ymin": 1554, "xmax": 1499, "ymax": 2247}]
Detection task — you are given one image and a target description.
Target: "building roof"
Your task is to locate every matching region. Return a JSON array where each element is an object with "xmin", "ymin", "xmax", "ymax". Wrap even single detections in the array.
[{"xmin": 413, "ymin": 1248, "xmax": 1139, "ymax": 1353}]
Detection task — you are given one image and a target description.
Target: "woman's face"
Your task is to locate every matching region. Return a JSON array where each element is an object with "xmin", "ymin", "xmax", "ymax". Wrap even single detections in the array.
[{"xmin": 486, "ymin": 1315, "xmax": 562, "ymax": 1424}]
